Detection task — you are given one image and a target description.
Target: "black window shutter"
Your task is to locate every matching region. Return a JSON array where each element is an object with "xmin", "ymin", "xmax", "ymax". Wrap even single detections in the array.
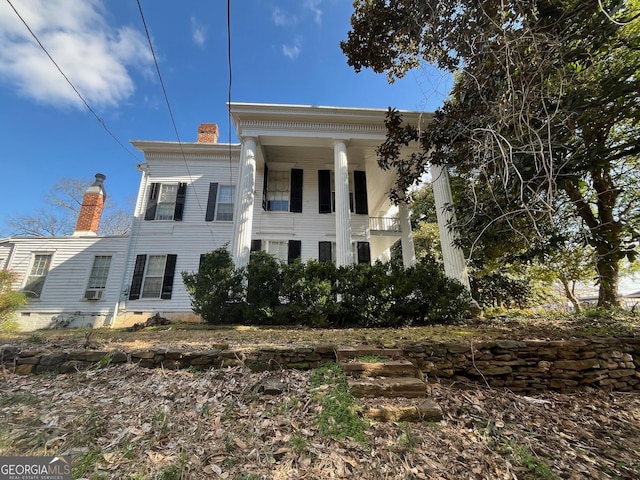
[
  {"xmin": 262, "ymin": 164, "xmax": 269, "ymax": 211},
  {"xmin": 290, "ymin": 169, "xmax": 303, "ymax": 213},
  {"xmin": 205, "ymin": 183, "xmax": 219, "ymax": 221},
  {"xmin": 250, "ymin": 239, "xmax": 262, "ymax": 252},
  {"xmin": 199, "ymin": 253, "xmax": 207, "ymax": 270},
  {"xmin": 144, "ymin": 183, "xmax": 159, "ymax": 220},
  {"xmin": 129, "ymin": 255, "xmax": 147, "ymax": 300},
  {"xmin": 287, "ymin": 240, "xmax": 302, "ymax": 264},
  {"xmin": 161, "ymin": 254, "xmax": 177, "ymax": 299},
  {"xmin": 354, "ymin": 171, "xmax": 369, "ymax": 214},
  {"xmin": 319, "ymin": 241, "xmax": 332, "ymax": 262},
  {"xmin": 174, "ymin": 183, "xmax": 187, "ymax": 221},
  {"xmin": 357, "ymin": 241, "xmax": 371, "ymax": 264},
  {"xmin": 318, "ymin": 170, "xmax": 331, "ymax": 214}
]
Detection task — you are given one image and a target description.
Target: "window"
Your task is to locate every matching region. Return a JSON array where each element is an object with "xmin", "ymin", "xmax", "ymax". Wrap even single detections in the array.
[
  {"xmin": 319, "ymin": 241, "xmax": 334, "ymax": 263},
  {"xmin": 318, "ymin": 241, "xmax": 370, "ymax": 264},
  {"xmin": 267, "ymin": 170, "xmax": 290, "ymax": 211},
  {"xmin": 318, "ymin": 170, "xmax": 368, "ymax": 214},
  {"xmin": 205, "ymin": 183, "xmax": 235, "ymax": 221},
  {"xmin": 85, "ymin": 256, "xmax": 111, "ymax": 300},
  {"xmin": 258, "ymin": 240, "xmax": 302, "ymax": 264},
  {"xmin": 145, "ymin": 182, "xmax": 187, "ymax": 221},
  {"xmin": 128, "ymin": 254, "xmax": 177, "ymax": 300},
  {"xmin": 24, "ymin": 254, "xmax": 52, "ymax": 298},
  {"xmin": 262, "ymin": 166, "xmax": 303, "ymax": 212}
]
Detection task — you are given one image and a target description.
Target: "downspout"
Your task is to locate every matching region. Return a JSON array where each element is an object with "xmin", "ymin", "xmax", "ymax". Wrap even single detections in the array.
[{"xmin": 108, "ymin": 163, "xmax": 149, "ymax": 327}]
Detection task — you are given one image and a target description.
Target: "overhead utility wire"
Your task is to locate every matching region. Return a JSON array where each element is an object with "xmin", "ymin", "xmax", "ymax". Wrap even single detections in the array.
[
  {"xmin": 5, "ymin": 0, "xmax": 140, "ymax": 162},
  {"xmin": 227, "ymin": 0, "xmax": 234, "ymax": 183},
  {"xmin": 135, "ymin": 0, "xmax": 208, "ymax": 220}
]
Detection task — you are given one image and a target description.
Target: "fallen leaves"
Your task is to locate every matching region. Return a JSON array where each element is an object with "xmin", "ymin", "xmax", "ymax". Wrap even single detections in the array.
[{"xmin": 1, "ymin": 362, "xmax": 638, "ymax": 478}]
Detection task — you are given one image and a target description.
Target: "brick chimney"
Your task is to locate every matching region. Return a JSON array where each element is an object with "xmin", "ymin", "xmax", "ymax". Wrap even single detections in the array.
[
  {"xmin": 197, "ymin": 123, "xmax": 219, "ymax": 143},
  {"xmin": 74, "ymin": 174, "xmax": 106, "ymax": 236}
]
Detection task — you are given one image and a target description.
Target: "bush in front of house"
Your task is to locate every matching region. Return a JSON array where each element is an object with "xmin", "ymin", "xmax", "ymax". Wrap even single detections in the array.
[
  {"xmin": 182, "ymin": 246, "xmax": 245, "ymax": 324},
  {"xmin": 183, "ymin": 248, "xmax": 470, "ymax": 327}
]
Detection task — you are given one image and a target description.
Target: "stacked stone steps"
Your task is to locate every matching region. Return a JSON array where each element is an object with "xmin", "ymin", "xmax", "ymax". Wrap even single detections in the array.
[{"xmin": 335, "ymin": 346, "xmax": 442, "ymax": 422}]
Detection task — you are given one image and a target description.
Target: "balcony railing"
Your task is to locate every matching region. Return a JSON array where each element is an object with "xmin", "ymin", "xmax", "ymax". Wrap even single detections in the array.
[{"xmin": 369, "ymin": 216, "xmax": 400, "ymax": 232}]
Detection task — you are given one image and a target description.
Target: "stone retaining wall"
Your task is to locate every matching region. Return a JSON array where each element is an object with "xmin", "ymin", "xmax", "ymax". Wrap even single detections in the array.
[{"xmin": 2, "ymin": 338, "xmax": 639, "ymax": 394}]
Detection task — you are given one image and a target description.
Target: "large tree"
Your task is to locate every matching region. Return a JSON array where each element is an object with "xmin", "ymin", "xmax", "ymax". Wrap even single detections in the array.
[
  {"xmin": 342, "ymin": 0, "xmax": 640, "ymax": 307},
  {"xmin": 3, "ymin": 177, "xmax": 131, "ymax": 236}
]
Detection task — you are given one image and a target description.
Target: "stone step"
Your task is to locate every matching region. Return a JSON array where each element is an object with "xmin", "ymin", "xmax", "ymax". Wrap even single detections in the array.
[
  {"xmin": 340, "ymin": 359, "xmax": 418, "ymax": 378},
  {"xmin": 365, "ymin": 400, "xmax": 443, "ymax": 422},
  {"xmin": 348, "ymin": 377, "xmax": 427, "ymax": 398},
  {"xmin": 335, "ymin": 346, "xmax": 403, "ymax": 362}
]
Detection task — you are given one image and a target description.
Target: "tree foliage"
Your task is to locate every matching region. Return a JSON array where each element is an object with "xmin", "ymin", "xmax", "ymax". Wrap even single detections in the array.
[
  {"xmin": 0, "ymin": 270, "xmax": 27, "ymax": 326},
  {"xmin": 342, "ymin": 0, "xmax": 640, "ymax": 307},
  {"xmin": 3, "ymin": 177, "xmax": 131, "ymax": 236}
]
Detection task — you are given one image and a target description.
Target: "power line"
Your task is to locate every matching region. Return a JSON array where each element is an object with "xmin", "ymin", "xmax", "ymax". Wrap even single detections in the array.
[
  {"xmin": 5, "ymin": 0, "xmax": 141, "ymax": 162},
  {"xmin": 227, "ymin": 0, "xmax": 234, "ymax": 184},
  {"xmin": 136, "ymin": 0, "xmax": 215, "ymax": 241}
]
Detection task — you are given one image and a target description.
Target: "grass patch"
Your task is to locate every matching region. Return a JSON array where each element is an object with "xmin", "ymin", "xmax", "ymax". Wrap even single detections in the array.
[
  {"xmin": 0, "ymin": 392, "xmax": 39, "ymax": 407},
  {"xmin": 308, "ymin": 362, "xmax": 368, "ymax": 443},
  {"xmin": 72, "ymin": 449, "xmax": 104, "ymax": 478}
]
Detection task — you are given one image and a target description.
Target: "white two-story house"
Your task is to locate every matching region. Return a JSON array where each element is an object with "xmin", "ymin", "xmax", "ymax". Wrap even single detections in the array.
[{"xmin": 3, "ymin": 103, "xmax": 467, "ymax": 330}]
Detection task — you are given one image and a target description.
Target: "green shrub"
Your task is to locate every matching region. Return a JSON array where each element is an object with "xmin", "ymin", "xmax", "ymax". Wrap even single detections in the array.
[
  {"xmin": 183, "ymin": 250, "xmax": 470, "ymax": 327},
  {"xmin": 0, "ymin": 270, "xmax": 27, "ymax": 326},
  {"xmin": 182, "ymin": 246, "xmax": 245, "ymax": 324},
  {"xmin": 245, "ymin": 251, "xmax": 282, "ymax": 323},
  {"xmin": 276, "ymin": 260, "xmax": 339, "ymax": 326}
]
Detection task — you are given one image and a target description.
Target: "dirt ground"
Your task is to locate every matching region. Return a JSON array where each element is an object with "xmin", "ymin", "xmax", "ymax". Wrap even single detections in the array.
[{"xmin": 1, "ymin": 315, "xmax": 639, "ymax": 479}]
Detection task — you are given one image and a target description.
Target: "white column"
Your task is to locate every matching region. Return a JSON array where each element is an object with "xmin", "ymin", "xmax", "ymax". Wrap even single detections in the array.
[
  {"xmin": 333, "ymin": 139, "xmax": 352, "ymax": 266},
  {"xmin": 398, "ymin": 202, "xmax": 416, "ymax": 268},
  {"xmin": 231, "ymin": 137, "xmax": 257, "ymax": 269},
  {"xmin": 431, "ymin": 163, "xmax": 470, "ymax": 289}
]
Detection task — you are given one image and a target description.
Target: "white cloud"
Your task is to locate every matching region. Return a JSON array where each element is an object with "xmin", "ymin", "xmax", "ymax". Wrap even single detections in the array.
[
  {"xmin": 0, "ymin": 0, "xmax": 153, "ymax": 109},
  {"xmin": 304, "ymin": 0, "xmax": 323, "ymax": 25},
  {"xmin": 282, "ymin": 42, "xmax": 301, "ymax": 60},
  {"xmin": 191, "ymin": 16, "xmax": 206, "ymax": 47},
  {"xmin": 272, "ymin": 7, "xmax": 297, "ymax": 27}
]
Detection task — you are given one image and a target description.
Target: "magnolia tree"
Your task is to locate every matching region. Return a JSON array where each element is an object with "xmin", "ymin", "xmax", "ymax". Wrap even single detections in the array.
[{"xmin": 341, "ymin": 0, "xmax": 640, "ymax": 307}]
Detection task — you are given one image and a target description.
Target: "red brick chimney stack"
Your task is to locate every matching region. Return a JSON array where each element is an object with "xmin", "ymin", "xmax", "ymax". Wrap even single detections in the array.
[
  {"xmin": 74, "ymin": 173, "xmax": 106, "ymax": 236},
  {"xmin": 197, "ymin": 123, "xmax": 219, "ymax": 143}
]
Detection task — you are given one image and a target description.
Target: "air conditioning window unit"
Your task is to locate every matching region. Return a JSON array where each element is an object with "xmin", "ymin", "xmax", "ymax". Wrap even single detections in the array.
[{"xmin": 84, "ymin": 289, "xmax": 103, "ymax": 300}]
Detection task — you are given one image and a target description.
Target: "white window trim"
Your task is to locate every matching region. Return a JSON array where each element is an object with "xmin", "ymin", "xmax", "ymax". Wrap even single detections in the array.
[
  {"xmin": 141, "ymin": 255, "xmax": 167, "ymax": 299},
  {"xmin": 23, "ymin": 252, "xmax": 54, "ymax": 299},
  {"xmin": 215, "ymin": 185, "xmax": 235, "ymax": 221}
]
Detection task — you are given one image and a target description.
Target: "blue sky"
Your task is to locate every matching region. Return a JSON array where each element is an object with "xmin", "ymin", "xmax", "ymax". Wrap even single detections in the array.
[{"xmin": 0, "ymin": 0, "xmax": 452, "ymax": 233}]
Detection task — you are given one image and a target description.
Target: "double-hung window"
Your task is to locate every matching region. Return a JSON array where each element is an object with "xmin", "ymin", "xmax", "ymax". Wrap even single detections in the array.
[
  {"xmin": 128, "ymin": 254, "xmax": 178, "ymax": 300},
  {"xmin": 24, "ymin": 253, "xmax": 52, "ymax": 298},
  {"xmin": 145, "ymin": 182, "xmax": 187, "ymax": 221},
  {"xmin": 85, "ymin": 255, "xmax": 112, "ymax": 300},
  {"xmin": 267, "ymin": 170, "xmax": 290, "ymax": 211},
  {"xmin": 262, "ymin": 166, "xmax": 303, "ymax": 213},
  {"xmin": 205, "ymin": 183, "xmax": 235, "ymax": 221},
  {"xmin": 251, "ymin": 240, "xmax": 302, "ymax": 264}
]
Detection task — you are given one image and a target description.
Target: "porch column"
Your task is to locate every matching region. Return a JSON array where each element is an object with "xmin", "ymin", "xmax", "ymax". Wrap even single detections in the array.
[
  {"xmin": 231, "ymin": 136, "xmax": 257, "ymax": 269},
  {"xmin": 333, "ymin": 139, "xmax": 352, "ymax": 266},
  {"xmin": 431, "ymin": 163, "xmax": 470, "ymax": 289},
  {"xmin": 398, "ymin": 202, "xmax": 416, "ymax": 268}
]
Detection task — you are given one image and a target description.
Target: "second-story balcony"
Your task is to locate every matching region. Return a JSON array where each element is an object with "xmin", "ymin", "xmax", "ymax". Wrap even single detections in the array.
[{"xmin": 369, "ymin": 216, "xmax": 401, "ymax": 235}]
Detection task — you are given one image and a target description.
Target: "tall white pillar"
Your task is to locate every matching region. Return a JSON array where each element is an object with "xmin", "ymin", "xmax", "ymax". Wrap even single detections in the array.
[
  {"xmin": 333, "ymin": 139, "xmax": 352, "ymax": 267},
  {"xmin": 431, "ymin": 163, "xmax": 470, "ymax": 289},
  {"xmin": 398, "ymin": 202, "xmax": 416, "ymax": 268},
  {"xmin": 231, "ymin": 137, "xmax": 257, "ymax": 269}
]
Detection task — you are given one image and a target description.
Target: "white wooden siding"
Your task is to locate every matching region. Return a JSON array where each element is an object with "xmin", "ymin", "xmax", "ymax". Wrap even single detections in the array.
[
  {"xmin": 123, "ymin": 154, "xmax": 240, "ymax": 315},
  {"xmin": 3, "ymin": 236, "xmax": 128, "ymax": 330}
]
